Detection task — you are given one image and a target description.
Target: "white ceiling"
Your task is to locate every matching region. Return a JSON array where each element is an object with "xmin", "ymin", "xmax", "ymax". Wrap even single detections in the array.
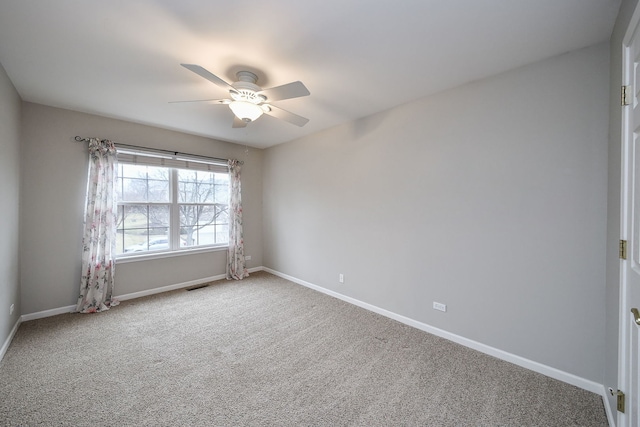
[{"xmin": 0, "ymin": 0, "xmax": 621, "ymax": 149}]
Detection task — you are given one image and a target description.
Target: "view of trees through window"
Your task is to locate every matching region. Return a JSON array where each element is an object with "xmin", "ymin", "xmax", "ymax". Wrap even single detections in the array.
[{"xmin": 116, "ymin": 163, "xmax": 229, "ymax": 255}]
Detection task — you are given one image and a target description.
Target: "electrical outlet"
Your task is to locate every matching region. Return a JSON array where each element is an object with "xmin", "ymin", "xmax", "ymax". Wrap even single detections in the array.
[
  {"xmin": 10, "ymin": 304, "xmax": 14, "ymax": 315},
  {"xmin": 433, "ymin": 302, "xmax": 447, "ymax": 312},
  {"xmin": 245, "ymin": 255, "xmax": 252, "ymax": 261},
  {"xmin": 339, "ymin": 273, "xmax": 344, "ymax": 283}
]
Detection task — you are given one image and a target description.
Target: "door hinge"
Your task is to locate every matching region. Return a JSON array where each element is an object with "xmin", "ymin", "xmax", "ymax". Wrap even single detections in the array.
[
  {"xmin": 620, "ymin": 240, "xmax": 628, "ymax": 260},
  {"xmin": 616, "ymin": 390, "xmax": 626, "ymax": 413},
  {"xmin": 622, "ymin": 85, "xmax": 631, "ymax": 106}
]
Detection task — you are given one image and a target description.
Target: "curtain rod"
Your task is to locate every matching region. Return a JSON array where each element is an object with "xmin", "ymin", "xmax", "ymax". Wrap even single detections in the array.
[{"xmin": 74, "ymin": 136, "xmax": 242, "ymax": 165}]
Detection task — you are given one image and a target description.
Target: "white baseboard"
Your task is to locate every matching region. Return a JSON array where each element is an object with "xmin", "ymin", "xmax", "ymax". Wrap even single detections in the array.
[
  {"xmin": 115, "ymin": 268, "xmax": 262, "ymax": 301},
  {"xmin": 0, "ymin": 318, "xmax": 21, "ymax": 362},
  {"xmin": 21, "ymin": 305, "xmax": 76, "ymax": 322},
  {"xmin": 2, "ymin": 267, "xmax": 263, "ymax": 363},
  {"xmin": 20, "ymin": 268, "xmax": 264, "ymax": 321},
  {"xmin": 115, "ymin": 273, "xmax": 227, "ymax": 301},
  {"xmin": 262, "ymin": 267, "xmax": 605, "ymax": 397}
]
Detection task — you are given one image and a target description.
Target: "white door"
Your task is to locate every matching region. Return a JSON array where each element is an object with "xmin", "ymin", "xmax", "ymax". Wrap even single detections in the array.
[{"xmin": 621, "ymin": 7, "xmax": 640, "ymax": 426}]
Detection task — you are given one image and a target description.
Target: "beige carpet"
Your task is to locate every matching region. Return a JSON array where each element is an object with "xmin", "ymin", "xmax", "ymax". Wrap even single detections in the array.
[{"xmin": 0, "ymin": 271, "xmax": 607, "ymax": 426}]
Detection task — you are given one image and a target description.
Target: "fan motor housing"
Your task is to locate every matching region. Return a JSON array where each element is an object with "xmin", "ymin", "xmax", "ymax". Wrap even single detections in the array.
[
  {"xmin": 230, "ymin": 87, "xmax": 264, "ymax": 104},
  {"xmin": 230, "ymin": 71, "xmax": 266, "ymax": 104}
]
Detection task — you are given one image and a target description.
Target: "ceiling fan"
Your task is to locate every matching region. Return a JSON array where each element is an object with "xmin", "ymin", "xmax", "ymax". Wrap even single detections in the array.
[{"xmin": 174, "ymin": 64, "xmax": 310, "ymax": 128}]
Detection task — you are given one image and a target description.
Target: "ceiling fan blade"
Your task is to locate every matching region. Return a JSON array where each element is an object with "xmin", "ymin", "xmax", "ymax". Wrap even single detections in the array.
[
  {"xmin": 169, "ymin": 98, "xmax": 231, "ymax": 104},
  {"xmin": 264, "ymin": 104, "xmax": 309, "ymax": 127},
  {"xmin": 257, "ymin": 81, "xmax": 310, "ymax": 102},
  {"xmin": 232, "ymin": 116, "xmax": 248, "ymax": 128},
  {"xmin": 180, "ymin": 64, "xmax": 235, "ymax": 92}
]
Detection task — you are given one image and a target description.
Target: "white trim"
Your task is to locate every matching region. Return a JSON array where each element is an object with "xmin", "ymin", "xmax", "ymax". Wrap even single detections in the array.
[
  {"xmin": 115, "ymin": 267, "xmax": 263, "ymax": 300},
  {"xmin": 19, "ymin": 268, "xmax": 264, "ymax": 322},
  {"xmin": 262, "ymin": 267, "xmax": 604, "ymax": 396},
  {"xmin": 114, "ymin": 274, "xmax": 227, "ymax": 301},
  {"xmin": 20, "ymin": 305, "xmax": 76, "ymax": 322},
  {"xmin": 1, "ymin": 266, "xmax": 262, "ymax": 363},
  {"xmin": 116, "ymin": 244, "xmax": 228, "ymax": 264},
  {"xmin": 0, "ymin": 318, "xmax": 21, "ymax": 362}
]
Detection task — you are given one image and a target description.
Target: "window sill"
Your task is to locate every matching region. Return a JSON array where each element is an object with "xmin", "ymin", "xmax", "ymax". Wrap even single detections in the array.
[{"xmin": 116, "ymin": 245, "xmax": 228, "ymax": 264}]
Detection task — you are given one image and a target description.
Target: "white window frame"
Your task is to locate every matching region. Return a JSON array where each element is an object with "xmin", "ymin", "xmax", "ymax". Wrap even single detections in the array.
[{"xmin": 115, "ymin": 146, "xmax": 229, "ymax": 261}]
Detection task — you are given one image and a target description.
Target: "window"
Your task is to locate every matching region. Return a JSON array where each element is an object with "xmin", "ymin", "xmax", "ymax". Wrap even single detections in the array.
[
  {"xmin": 177, "ymin": 169, "xmax": 229, "ymax": 248},
  {"xmin": 115, "ymin": 149, "xmax": 229, "ymax": 257}
]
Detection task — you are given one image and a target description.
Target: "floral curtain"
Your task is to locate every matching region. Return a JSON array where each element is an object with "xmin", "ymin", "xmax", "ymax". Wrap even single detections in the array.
[
  {"xmin": 227, "ymin": 159, "xmax": 249, "ymax": 280},
  {"xmin": 76, "ymin": 138, "xmax": 119, "ymax": 313}
]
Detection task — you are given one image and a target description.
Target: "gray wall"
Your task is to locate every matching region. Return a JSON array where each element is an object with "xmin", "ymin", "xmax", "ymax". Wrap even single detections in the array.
[
  {"xmin": 20, "ymin": 103, "xmax": 262, "ymax": 314},
  {"xmin": 262, "ymin": 43, "xmax": 610, "ymax": 383},
  {"xmin": 0, "ymin": 62, "xmax": 21, "ymax": 346},
  {"xmin": 605, "ymin": 0, "xmax": 638, "ymax": 416}
]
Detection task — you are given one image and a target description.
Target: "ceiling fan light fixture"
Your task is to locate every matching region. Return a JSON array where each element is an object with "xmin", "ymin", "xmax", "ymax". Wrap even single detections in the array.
[
  {"xmin": 229, "ymin": 100, "xmax": 263, "ymax": 122},
  {"xmin": 178, "ymin": 64, "xmax": 310, "ymax": 127}
]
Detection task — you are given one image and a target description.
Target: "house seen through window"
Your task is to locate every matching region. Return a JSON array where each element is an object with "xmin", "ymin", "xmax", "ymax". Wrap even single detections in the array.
[{"xmin": 115, "ymin": 151, "xmax": 229, "ymax": 256}]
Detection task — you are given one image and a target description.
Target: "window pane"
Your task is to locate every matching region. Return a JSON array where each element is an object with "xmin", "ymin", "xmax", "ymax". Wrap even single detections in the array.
[
  {"xmin": 178, "ymin": 181, "xmax": 196, "ymax": 203},
  {"xmin": 119, "ymin": 164, "xmax": 170, "ymax": 203},
  {"xmin": 196, "ymin": 171, "xmax": 214, "ymax": 203},
  {"xmin": 179, "ymin": 205, "xmax": 200, "ymax": 247},
  {"xmin": 200, "ymin": 183, "xmax": 215, "ymax": 203},
  {"xmin": 122, "ymin": 178, "xmax": 147, "ymax": 201},
  {"xmin": 178, "ymin": 169, "xmax": 196, "ymax": 182},
  {"xmin": 197, "ymin": 171, "xmax": 213, "ymax": 183},
  {"xmin": 178, "ymin": 169, "xmax": 218, "ymax": 204},
  {"xmin": 147, "ymin": 231, "xmax": 170, "ymax": 252},
  {"xmin": 122, "ymin": 230, "xmax": 149, "ymax": 254},
  {"xmin": 196, "ymin": 205, "xmax": 216, "ymax": 224},
  {"xmin": 197, "ymin": 225, "xmax": 215, "ymax": 245},
  {"xmin": 147, "ymin": 166, "xmax": 169, "ymax": 181},
  {"xmin": 216, "ymin": 224, "xmax": 229, "ymax": 244},
  {"xmin": 214, "ymin": 173, "xmax": 229, "ymax": 185},
  {"xmin": 148, "ymin": 167, "xmax": 170, "ymax": 202},
  {"xmin": 148, "ymin": 179, "xmax": 169, "ymax": 202},
  {"xmin": 148, "ymin": 227, "xmax": 169, "ymax": 238},
  {"xmin": 117, "ymin": 203, "xmax": 170, "ymax": 254},
  {"xmin": 121, "ymin": 163, "xmax": 146, "ymax": 178},
  {"xmin": 116, "ymin": 229, "xmax": 125, "ymax": 254},
  {"xmin": 116, "ymin": 165, "xmax": 123, "ymax": 200},
  {"xmin": 179, "ymin": 205, "xmax": 197, "ymax": 228},
  {"xmin": 149, "ymin": 205, "xmax": 170, "ymax": 228},
  {"xmin": 117, "ymin": 205, "xmax": 124, "ymax": 229},
  {"xmin": 178, "ymin": 203, "xmax": 228, "ymax": 247},
  {"xmin": 214, "ymin": 183, "xmax": 229, "ymax": 204},
  {"xmin": 121, "ymin": 205, "xmax": 148, "ymax": 229},
  {"xmin": 215, "ymin": 206, "xmax": 229, "ymax": 224}
]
